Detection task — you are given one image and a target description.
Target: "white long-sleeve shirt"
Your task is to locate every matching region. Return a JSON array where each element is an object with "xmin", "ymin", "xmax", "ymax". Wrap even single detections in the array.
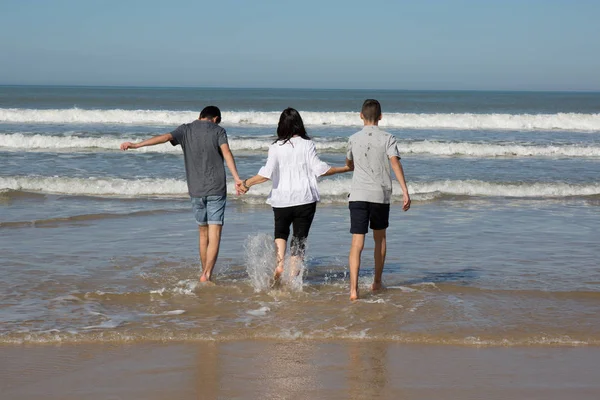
[{"xmin": 258, "ymin": 136, "xmax": 330, "ymax": 208}]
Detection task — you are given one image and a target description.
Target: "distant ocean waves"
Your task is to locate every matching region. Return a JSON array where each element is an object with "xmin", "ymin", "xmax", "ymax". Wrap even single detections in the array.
[
  {"xmin": 2, "ymin": 176, "xmax": 599, "ymax": 202},
  {"xmin": 1, "ymin": 108, "xmax": 600, "ymax": 131},
  {"xmin": 2, "ymin": 133, "xmax": 600, "ymax": 158}
]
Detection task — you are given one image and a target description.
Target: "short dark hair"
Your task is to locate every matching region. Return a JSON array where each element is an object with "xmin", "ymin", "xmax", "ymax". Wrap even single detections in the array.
[
  {"xmin": 275, "ymin": 107, "xmax": 310, "ymax": 145},
  {"xmin": 361, "ymin": 99, "xmax": 381, "ymax": 122},
  {"xmin": 200, "ymin": 106, "xmax": 222, "ymax": 123}
]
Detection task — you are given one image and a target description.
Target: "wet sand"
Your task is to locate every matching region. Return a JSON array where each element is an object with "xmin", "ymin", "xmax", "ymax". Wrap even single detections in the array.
[{"xmin": 2, "ymin": 341, "xmax": 599, "ymax": 400}]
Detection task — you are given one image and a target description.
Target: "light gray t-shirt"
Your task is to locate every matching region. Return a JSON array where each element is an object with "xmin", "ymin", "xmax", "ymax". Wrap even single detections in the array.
[
  {"xmin": 346, "ymin": 125, "xmax": 401, "ymax": 204},
  {"xmin": 170, "ymin": 120, "xmax": 228, "ymax": 198}
]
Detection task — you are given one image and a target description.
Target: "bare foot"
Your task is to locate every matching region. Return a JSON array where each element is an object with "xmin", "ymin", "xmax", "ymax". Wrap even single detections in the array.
[
  {"xmin": 273, "ymin": 266, "xmax": 284, "ymax": 281},
  {"xmin": 199, "ymin": 273, "xmax": 210, "ymax": 283},
  {"xmin": 269, "ymin": 267, "xmax": 284, "ymax": 288},
  {"xmin": 350, "ymin": 289, "xmax": 359, "ymax": 301},
  {"xmin": 371, "ymin": 282, "xmax": 383, "ymax": 291}
]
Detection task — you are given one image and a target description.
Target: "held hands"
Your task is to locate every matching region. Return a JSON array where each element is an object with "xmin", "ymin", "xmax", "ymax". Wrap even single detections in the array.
[{"xmin": 236, "ymin": 179, "xmax": 249, "ymax": 195}]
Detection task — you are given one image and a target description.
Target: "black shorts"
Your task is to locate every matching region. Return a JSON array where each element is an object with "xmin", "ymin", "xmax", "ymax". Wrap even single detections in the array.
[
  {"xmin": 273, "ymin": 202, "xmax": 317, "ymax": 256},
  {"xmin": 349, "ymin": 201, "xmax": 390, "ymax": 234}
]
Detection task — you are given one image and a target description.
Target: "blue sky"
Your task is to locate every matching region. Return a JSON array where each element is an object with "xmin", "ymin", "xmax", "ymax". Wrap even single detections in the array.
[{"xmin": 1, "ymin": 0, "xmax": 599, "ymax": 90}]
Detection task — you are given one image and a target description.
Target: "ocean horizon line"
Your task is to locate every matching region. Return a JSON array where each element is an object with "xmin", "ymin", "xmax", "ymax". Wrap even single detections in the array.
[{"xmin": 1, "ymin": 84, "xmax": 599, "ymax": 94}]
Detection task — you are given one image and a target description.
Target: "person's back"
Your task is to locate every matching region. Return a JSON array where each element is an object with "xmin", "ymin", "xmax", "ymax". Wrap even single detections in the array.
[
  {"xmin": 348, "ymin": 126, "xmax": 398, "ymax": 204},
  {"xmin": 238, "ymin": 107, "xmax": 352, "ymax": 284},
  {"xmin": 170, "ymin": 119, "xmax": 227, "ymax": 198},
  {"xmin": 264, "ymin": 136, "xmax": 324, "ymax": 207},
  {"xmin": 345, "ymin": 99, "xmax": 411, "ymax": 301},
  {"xmin": 120, "ymin": 105, "xmax": 243, "ymax": 284}
]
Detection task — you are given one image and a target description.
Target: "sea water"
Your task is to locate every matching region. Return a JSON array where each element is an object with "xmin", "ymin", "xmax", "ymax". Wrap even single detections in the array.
[{"xmin": 1, "ymin": 86, "xmax": 599, "ymax": 345}]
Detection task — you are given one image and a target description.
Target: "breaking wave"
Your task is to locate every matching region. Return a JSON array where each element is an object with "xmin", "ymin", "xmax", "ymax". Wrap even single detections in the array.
[
  {"xmin": 2, "ymin": 176, "xmax": 599, "ymax": 200},
  {"xmin": 2, "ymin": 133, "xmax": 600, "ymax": 157},
  {"xmin": 1, "ymin": 108, "xmax": 599, "ymax": 131}
]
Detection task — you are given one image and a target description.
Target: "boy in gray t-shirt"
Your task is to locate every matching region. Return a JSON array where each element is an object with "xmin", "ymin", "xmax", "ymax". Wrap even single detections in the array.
[
  {"xmin": 120, "ymin": 106, "xmax": 242, "ymax": 283},
  {"xmin": 345, "ymin": 99, "xmax": 411, "ymax": 301}
]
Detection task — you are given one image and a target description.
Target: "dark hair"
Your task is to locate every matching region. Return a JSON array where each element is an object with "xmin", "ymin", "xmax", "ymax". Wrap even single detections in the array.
[
  {"xmin": 200, "ymin": 105, "xmax": 222, "ymax": 124},
  {"xmin": 361, "ymin": 99, "xmax": 382, "ymax": 122},
  {"xmin": 275, "ymin": 107, "xmax": 310, "ymax": 145}
]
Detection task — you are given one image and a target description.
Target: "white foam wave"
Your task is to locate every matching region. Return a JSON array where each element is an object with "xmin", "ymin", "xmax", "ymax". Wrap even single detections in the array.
[
  {"xmin": 0, "ymin": 133, "xmax": 182, "ymax": 153},
  {"xmin": 2, "ymin": 330, "xmax": 595, "ymax": 346},
  {"xmin": 411, "ymin": 180, "xmax": 600, "ymax": 198},
  {"xmin": 139, "ymin": 310, "xmax": 186, "ymax": 316},
  {"xmin": 82, "ymin": 318, "xmax": 124, "ymax": 330},
  {"xmin": 171, "ymin": 280, "xmax": 200, "ymax": 296},
  {"xmin": 2, "ymin": 176, "xmax": 599, "ymax": 199},
  {"xmin": 0, "ymin": 133, "xmax": 346, "ymax": 153},
  {"xmin": 361, "ymin": 298, "xmax": 386, "ymax": 304},
  {"xmin": 3, "ymin": 133, "xmax": 600, "ymax": 158},
  {"xmin": 0, "ymin": 176, "xmax": 189, "ymax": 197},
  {"xmin": 246, "ymin": 306, "xmax": 271, "ymax": 316},
  {"xmin": 1, "ymin": 108, "xmax": 599, "ymax": 131},
  {"xmin": 403, "ymin": 140, "xmax": 600, "ymax": 158}
]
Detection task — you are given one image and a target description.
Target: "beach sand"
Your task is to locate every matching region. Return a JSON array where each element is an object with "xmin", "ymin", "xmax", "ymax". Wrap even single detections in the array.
[{"xmin": 2, "ymin": 341, "xmax": 599, "ymax": 399}]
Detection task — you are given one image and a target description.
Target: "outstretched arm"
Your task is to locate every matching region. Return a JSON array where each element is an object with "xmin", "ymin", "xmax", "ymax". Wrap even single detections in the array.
[
  {"xmin": 120, "ymin": 133, "xmax": 173, "ymax": 150},
  {"xmin": 321, "ymin": 158, "xmax": 354, "ymax": 176},
  {"xmin": 390, "ymin": 156, "xmax": 411, "ymax": 211},
  {"xmin": 220, "ymin": 143, "xmax": 243, "ymax": 188}
]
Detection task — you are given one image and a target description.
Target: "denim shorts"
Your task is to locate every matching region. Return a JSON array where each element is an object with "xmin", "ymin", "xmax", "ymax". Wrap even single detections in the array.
[{"xmin": 191, "ymin": 195, "xmax": 227, "ymax": 226}]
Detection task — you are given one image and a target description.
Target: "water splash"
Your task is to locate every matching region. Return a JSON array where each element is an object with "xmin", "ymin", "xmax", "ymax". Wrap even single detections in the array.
[
  {"xmin": 244, "ymin": 233, "xmax": 306, "ymax": 292},
  {"xmin": 280, "ymin": 254, "xmax": 306, "ymax": 292},
  {"xmin": 244, "ymin": 233, "xmax": 277, "ymax": 292}
]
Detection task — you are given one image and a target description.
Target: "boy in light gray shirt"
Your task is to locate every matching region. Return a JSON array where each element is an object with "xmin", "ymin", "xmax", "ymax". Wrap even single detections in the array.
[{"xmin": 345, "ymin": 99, "xmax": 411, "ymax": 301}]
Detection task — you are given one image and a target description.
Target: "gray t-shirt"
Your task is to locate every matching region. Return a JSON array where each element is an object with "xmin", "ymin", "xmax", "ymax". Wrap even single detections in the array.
[
  {"xmin": 170, "ymin": 120, "xmax": 228, "ymax": 198},
  {"xmin": 346, "ymin": 125, "xmax": 401, "ymax": 204}
]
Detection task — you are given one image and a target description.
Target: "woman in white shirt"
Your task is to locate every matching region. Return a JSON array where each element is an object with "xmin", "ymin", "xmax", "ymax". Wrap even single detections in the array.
[{"xmin": 239, "ymin": 108, "xmax": 352, "ymax": 281}]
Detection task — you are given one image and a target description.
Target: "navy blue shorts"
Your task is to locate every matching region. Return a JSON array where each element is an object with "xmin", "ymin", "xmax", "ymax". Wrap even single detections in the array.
[{"xmin": 349, "ymin": 201, "xmax": 390, "ymax": 234}]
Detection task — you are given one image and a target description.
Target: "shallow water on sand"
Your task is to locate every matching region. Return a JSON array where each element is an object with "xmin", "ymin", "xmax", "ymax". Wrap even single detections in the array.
[
  {"xmin": 1, "ymin": 201, "xmax": 599, "ymax": 346},
  {"xmin": 1, "ymin": 87, "xmax": 599, "ymax": 346}
]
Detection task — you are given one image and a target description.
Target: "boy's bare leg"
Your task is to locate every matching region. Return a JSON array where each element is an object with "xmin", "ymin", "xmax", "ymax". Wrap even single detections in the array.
[
  {"xmin": 199, "ymin": 226, "xmax": 209, "ymax": 281},
  {"xmin": 372, "ymin": 229, "xmax": 387, "ymax": 291},
  {"xmin": 274, "ymin": 238, "xmax": 287, "ymax": 280},
  {"xmin": 349, "ymin": 234, "xmax": 365, "ymax": 301},
  {"xmin": 200, "ymin": 224, "xmax": 222, "ymax": 282}
]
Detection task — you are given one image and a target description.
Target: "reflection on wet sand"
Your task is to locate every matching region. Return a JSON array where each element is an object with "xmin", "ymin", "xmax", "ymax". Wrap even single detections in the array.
[
  {"xmin": 2, "ymin": 341, "xmax": 600, "ymax": 399},
  {"xmin": 195, "ymin": 341, "xmax": 219, "ymax": 399},
  {"xmin": 347, "ymin": 341, "xmax": 390, "ymax": 399}
]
